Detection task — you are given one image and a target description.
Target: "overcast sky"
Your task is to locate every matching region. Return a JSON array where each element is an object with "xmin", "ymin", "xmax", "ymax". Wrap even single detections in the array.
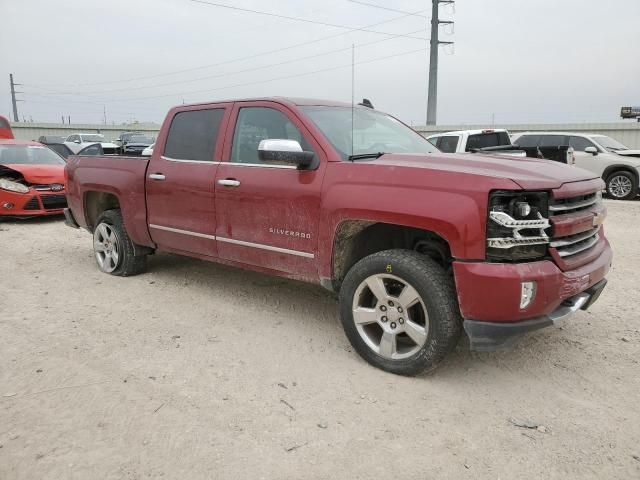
[{"xmin": 1, "ymin": 0, "xmax": 638, "ymax": 126}]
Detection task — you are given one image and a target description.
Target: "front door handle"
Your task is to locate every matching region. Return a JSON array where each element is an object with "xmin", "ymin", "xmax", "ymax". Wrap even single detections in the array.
[
  {"xmin": 217, "ymin": 179, "xmax": 240, "ymax": 187},
  {"xmin": 149, "ymin": 173, "xmax": 166, "ymax": 181}
]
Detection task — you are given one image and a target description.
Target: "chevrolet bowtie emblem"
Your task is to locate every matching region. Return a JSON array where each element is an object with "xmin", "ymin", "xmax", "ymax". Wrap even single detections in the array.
[{"xmin": 593, "ymin": 211, "xmax": 605, "ymax": 227}]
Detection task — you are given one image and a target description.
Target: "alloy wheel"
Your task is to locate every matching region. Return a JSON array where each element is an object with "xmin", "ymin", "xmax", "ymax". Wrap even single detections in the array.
[
  {"xmin": 609, "ymin": 175, "xmax": 633, "ymax": 198},
  {"xmin": 93, "ymin": 223, "xmax": 120, "ymax": 273},
  {"xmin": 351, "ymin": 273, "xmax": 429, "ymax": 360}
]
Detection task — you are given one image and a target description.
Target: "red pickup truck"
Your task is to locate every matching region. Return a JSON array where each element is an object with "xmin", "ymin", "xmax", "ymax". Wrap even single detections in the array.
[{"xmin": 64, "ymin": 97, "xmax": 612, "ymax": 375}]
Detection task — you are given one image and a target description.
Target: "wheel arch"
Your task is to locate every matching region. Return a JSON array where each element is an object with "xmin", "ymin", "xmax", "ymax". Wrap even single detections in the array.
[
  {"xmin": 602, "ymin": 165, "xmax": 639, "ymax": 184},
  {"xmin": 329, "ymin": 219, "xmax": 453, "ymax": 291},
  {"xmin": 84, "ymin": 190, "xmax": 120, "ymax": 231}
]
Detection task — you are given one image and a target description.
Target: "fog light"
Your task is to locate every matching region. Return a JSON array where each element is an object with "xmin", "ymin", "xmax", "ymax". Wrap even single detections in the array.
[
  {"xmin": 520, "ymin": 281, "xmax": 536, "ymax": 309},
  {"xmin": 2, "ymin": 202, "xmax": 14, "ymax": 209}
]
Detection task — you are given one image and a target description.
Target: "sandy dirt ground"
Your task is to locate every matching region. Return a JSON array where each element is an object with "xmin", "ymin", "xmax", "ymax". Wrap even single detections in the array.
[{"xmin": 1, "ymin": 199, "xmax": 639, "ymax": 479}]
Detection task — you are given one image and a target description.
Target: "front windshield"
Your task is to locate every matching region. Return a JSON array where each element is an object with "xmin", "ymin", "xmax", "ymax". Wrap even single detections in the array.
[
  {"xmin": 0, "ymin": 145, "xmax": 65, "ymax": 165},
  {"xmin": 595, "ymin": 135, "xmax": 628, "ymax": 151},
  {"xmin": 129, "ymin": 135, "xmax": 154, "ymax": 143},
  {"xmin": 81, "ymin": 134, "xmax": 105, "ymax": 142},
  {"xmin": 302, "ymin": 106, "xmax": 437, "ymax": 159}
]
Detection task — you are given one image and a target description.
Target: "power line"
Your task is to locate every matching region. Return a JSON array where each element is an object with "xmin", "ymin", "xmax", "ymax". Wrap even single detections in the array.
[
  {"xmin": 28, "ymin": 28, "xmax": 425, "ymax": 96},
  {"xmin": 186, "ymin": 0, "xmax": 425, "ymax": 39},
  {"xmin": 101, "ymin": 45, "xmax": 428, "ymax": 104},
  {"xmin": 24, "ymin": 7, "xmax": 426, "ymax": 90},
  {"xmin": 346, "ymin": 0, "xmax": 427, "ymax": 17}
]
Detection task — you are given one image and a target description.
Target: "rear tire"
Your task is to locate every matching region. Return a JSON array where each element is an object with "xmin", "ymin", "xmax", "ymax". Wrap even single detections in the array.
[
  {"xmin": 339, "ymin": 249, "xmax": 461, "ymax": 376},
  {"xmin": 93, "ymin": 209, "xmax": 147, "ymax": 276},
  {"xmin": 606, "ymin": 171, "xmax": 637, "ymax": 200}
]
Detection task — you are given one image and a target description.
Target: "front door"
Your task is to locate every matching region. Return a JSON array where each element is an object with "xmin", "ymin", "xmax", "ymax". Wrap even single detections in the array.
[
  {"xmin": 146, "ymin": 105, "xmax": 230, "ymax": 257},
  {"xmin": 569, "ymin": 135, "xmax": 605, "ymax": 176},
  {"xmin": 214, "ymin": 102, "xmax": 326, "ymax": 278}
]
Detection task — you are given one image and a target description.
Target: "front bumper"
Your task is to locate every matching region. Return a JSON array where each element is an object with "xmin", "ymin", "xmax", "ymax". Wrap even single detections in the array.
[
  {"xmin": 453, "ymin": 238, "xmax": 612, "ymax": 351},
  {"xmin": 463, "ymin": 279, "xmax": 607, "ymax": 351},
  {"xmin": 0, "ymin": 190, "xmax": 67, "ymax": 218}
]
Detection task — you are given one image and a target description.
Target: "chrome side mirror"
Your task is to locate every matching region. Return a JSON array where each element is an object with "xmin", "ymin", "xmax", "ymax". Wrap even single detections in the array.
[{"xmin": 258, "ymin": 139, "xmax": 315, "ymax": 169}]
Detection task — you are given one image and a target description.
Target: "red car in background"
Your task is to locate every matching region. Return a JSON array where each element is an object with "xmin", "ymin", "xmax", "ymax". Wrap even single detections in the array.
[
  {"xmin": 0, "ymin": 140, "xmax": 67, "ymax": 218},
  {"xmin": 0, "ymin": 115, "xmax": 14, "ymax": 140}
]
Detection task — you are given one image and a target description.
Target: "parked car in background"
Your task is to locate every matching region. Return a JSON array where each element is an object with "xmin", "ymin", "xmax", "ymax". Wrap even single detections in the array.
[
  {"xmin": 64, "ymin": 97, "xmax": 611, "ymax": 375},
  {"xmin": 427, "ymin": 129, "xmax": 516, "ymax": 154},
  {"xmin": 38, "ymin": 135, "xmax": 67, "ymax": 144},
  {"xmin": 42, "ymin": 141, "xmax": 107, "ymax": 160},
  {"xmin": 64, "ymin": 133, "xmax": 119, "ymax": 155},
  {"xmin": 141, "ymin": 143, "xmax": 154, "ymax": 156},
  {"xmin": 512, "ymin": 132, "xmax": 640, "ymax": 199},
  {"xmin": 0, "ymin": 140, "xmax": 67, "ymax": 217},
  {"xmin": 427, "ymin": 129, "xmax": 573, "ymax": 164},
  {"xmin": 0, "ymin": 115, "xmax": 13, "ymax": 139},
  {"xmin": 121, "ymin": 135, "xmax": 155, "ymax": 156}
]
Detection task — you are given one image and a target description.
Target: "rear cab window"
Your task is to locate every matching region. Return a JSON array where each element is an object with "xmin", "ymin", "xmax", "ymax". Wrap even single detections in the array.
[
  {"xmin": 465, "ymin": 131, "xmax": 511, "ymax": 151},
  {"xmin": 163, "ymin": 109, "xmax": 225, "ymax": 161}
]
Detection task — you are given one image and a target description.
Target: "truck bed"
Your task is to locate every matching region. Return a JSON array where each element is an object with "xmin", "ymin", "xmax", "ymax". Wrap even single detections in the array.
[{"xmin": 65, "ymin": 154, "xmax": 153, "ymax": 246}]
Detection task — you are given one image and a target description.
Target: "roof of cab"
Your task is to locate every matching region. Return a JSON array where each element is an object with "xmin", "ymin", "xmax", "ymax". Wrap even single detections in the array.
[{"xmin": 177, "ymin": 97, "xmax": 356, "ymax": 109}]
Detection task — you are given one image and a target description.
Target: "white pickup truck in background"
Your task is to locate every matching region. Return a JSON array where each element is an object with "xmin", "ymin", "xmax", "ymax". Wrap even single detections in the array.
[{"xmin": 426, "ymin": 129, "xmax": 574, "ymax": 164}]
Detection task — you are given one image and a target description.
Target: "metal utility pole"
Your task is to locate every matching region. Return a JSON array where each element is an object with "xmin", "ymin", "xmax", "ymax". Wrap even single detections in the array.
[
  {"xmin": 9, "ymin": 74, "xmax": 22, "ymax": 123},
  {"xmin": 426, "ymin": 0, "xmax": 454, "ymax": 125}
]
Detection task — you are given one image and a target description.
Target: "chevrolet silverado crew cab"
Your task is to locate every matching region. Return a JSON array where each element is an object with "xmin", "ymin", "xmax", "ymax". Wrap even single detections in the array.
[{"xmin": 64, "ymin": 98, "xmax": 612, "ymax": 375}]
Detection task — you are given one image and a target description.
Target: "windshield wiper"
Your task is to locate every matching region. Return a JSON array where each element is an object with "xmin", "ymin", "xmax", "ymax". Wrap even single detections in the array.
[{"xmin": 348, "ymin": 152, "xmax": 386, "ymax": 161}]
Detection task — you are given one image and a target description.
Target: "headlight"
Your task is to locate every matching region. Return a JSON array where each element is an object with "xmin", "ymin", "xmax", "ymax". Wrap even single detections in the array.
[
  {"xmin": 486, "ymin": 191, "xmax": 550, "ymax": 261},
  {"xmin": 0, "ymin": 178, "xmax": 29, "ymax": 194}
]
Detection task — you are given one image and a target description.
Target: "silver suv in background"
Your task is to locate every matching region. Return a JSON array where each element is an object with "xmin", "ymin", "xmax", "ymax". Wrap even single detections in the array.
[{"xmin": 512, "ymin": 132, "xmax": 640, "ymax": 200}]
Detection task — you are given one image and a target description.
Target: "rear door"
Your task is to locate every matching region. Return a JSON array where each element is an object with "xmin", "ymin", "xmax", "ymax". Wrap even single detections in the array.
[
  {"xmin": 213, "ymin": 101, "xmax": 326, "ymax": 278},
  {"xmin": 146, "ymin": 104, "xmax": 231, "ymax": 257}
]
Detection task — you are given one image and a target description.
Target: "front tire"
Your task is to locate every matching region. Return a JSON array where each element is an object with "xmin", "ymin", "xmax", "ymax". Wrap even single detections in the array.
[
  {"xmin": 93, "ymin": 209, "xmax": 147, "ymax": 276},
  {"xmin": 606, "ymin": 171, "xmax": 637, "ymax": 200},
  {"xmin": 339, "ymin": 250, "xmax": 461, "ymax": 376}
]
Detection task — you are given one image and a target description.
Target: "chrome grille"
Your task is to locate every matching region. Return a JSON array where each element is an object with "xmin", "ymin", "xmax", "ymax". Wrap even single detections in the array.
[
  {"xmin": 549, "ymin": 192, "xmax": 598, "ymax": 215},
  {"xmin": 551, "ymin": 227, "xmax": 600, "ymax": 257},
  {"xmin": 549, "ymin": 191, "xmax": 602, "ymax": 259}
]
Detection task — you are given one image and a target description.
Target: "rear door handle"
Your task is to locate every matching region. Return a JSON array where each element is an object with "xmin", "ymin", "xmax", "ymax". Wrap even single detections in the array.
[
  {"xmin": 149, "ymin": 173, "xmax": 166, "ymax": 181},
  {"xmin": 217, "ymin": 179, "xmax": 240, "ymax": 187}
]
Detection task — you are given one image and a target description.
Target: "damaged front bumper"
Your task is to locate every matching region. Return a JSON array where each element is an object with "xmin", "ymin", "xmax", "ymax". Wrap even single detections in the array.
[{"xmin": 463, "ymin": 278, "xmax": 607, "ymax": 351}]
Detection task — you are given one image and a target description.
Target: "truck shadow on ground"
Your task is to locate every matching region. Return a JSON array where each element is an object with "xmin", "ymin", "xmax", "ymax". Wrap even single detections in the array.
[{"xmin": 145, "ymin": 252, "xmax": 573, "ymax": 379}]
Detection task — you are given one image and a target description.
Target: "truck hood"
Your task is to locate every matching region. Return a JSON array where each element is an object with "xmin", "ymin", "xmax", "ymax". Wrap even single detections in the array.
[
  {"xmin": 1, "ymin": 163, "xmax": 65, "ymax": 184},
  {"xmin": 369, "ymin": 153, "xmax": 599, "ymax": 190}
]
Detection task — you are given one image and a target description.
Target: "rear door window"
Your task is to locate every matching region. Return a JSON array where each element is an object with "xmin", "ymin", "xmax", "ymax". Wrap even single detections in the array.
[
  {"xmin": 436, "ymin": 135, "xmax": 459, "ymax": 153},
  {"xmin": 164, "ymin": 108, "xmax": 225, "ymax": 161},
  {"xmin": 465, "ymin": 132, "xmax": 511, "ymax": 151}
]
